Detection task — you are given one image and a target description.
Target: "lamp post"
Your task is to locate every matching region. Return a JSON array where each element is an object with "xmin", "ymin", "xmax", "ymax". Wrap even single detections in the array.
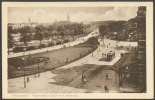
[
  {"xmin": 37, "ymin": 58, "xmax": 40, "ymax": 77},
  {"xmin": 22, "ymin": 47, "xmax": 27, "ymax": 88}
]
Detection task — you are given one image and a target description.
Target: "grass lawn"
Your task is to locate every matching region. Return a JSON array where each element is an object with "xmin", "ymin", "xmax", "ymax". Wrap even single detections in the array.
[{"xmin": 8, "ymin": 46, "xmax": 97, "ymax": 79}]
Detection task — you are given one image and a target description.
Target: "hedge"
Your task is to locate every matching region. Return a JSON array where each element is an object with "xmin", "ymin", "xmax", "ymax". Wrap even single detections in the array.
[
  {"xmin": 48, "ymin": 42, "xmax": 54, "ymax": 46},
  {"xmin": 64, "ymin": 39, "xmax": 69, "ymax": 43},
  {"xmin": 56, "ymin": 41, "xmax": 61, "ymax": 45},
  {"xmin": 13, "ymin": 47, "xmax": 25, "ymax": 53},
  {"xmin": 39, "ymin": 44, "xmax": 45, "ymax": 48},
  {"xmin": 26, "ymin": 46, "xmax": 35, "ymax": 51}
]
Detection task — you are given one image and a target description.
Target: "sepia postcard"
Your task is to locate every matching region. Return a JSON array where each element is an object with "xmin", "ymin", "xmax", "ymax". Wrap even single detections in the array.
[{"xmin": 2, "ymin": 1, "xmax": 154, "ymax": 99}]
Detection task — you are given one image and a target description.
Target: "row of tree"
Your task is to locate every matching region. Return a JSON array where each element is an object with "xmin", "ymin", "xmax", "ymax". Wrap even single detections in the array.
[
  {"xmin": 8, "ymin": 23, "xmax": 90, "ymax": 54},
  {"xmin": 99, "ymin": 20, "xmax": 137, "ymax": 42}
]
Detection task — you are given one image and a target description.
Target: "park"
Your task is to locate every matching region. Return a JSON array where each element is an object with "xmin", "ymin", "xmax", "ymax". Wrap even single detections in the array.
[{"xmin": 7, "ymin": 6, "xmax": 146, "ymax": 93}]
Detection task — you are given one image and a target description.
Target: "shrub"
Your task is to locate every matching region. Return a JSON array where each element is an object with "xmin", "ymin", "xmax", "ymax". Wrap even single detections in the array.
[
  {"xmin": 26, "ymin": 46, "xmax": 35, "ymax": 51},
  {"xmin": 8, "ymin": 57, "xmax": 23, "ymax": 67},
  {"xmin": 56, "ymin": 41, "xmax": 61, "ymax": 45},
  {"xmin": 85, "ymin": 37, "xmax": 100, "ymax": 45},
  {"xmin": 34, "ymin": 45, "xmax": 40, "ymax": 49},
  {"xmin": 13, "ymin": 47, "xmax": 25, "ymax": 53},
  {"xmin": 64, "ymin": 39, "xmax": 69, "ymax": 43},
  {"xmin": 39, "ymin": 44, "xmax": 45, "ymax": 48},
  {"xmin": 48, "ymin": 42, "xmax": 54, "ymax": 46}
]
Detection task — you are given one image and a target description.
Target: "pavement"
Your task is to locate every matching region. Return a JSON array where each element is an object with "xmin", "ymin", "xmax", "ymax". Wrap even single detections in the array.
[{"xmin": 8, "ymin": 33, "xmax": 138, "ymax": 93}]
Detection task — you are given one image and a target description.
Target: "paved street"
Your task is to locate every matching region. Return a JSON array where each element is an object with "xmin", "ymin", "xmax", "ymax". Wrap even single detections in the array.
[
  {"xmin": 8, "ymin": 37, "xmax": 137, "ymax": 93},
  {"xmin": 8, "ymin": 29, "xmax": 99, "ymax": 58},
  {"xmin": 59, "ymin": 39, "xmax": 137, "ymax": 68}
]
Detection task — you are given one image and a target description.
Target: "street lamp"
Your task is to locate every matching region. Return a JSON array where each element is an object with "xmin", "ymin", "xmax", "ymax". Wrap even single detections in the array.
[
  {"xmin": 37, "ymin": 58, "xmax": 40, "ymax": 77},
  {"xmin": 22, "ymin": 47, "xmax": 27, "ymax": 88}
]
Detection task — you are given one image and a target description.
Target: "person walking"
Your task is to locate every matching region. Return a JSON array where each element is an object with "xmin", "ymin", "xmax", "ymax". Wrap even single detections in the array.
[
  {"xmin": 104, "ymin": 85, "xmax": 109, "ymax": 93},
  {"xmin": 102, "ymin": 53, "xmax": 104, "ymax": 57},
  {"xmin": 83, "ymin": 75, "xmax": 87, "ymax": 82},
  {"xmin": 27, "ymin": 77, "xmax": 30, "ymax": 83},
  {"xmin": 82, "ymin": 74, "xmax": 84, "ymax": 82},
  {"xmin": 106, "ymin": 73, "xmax": 109, "ymax": 80}
]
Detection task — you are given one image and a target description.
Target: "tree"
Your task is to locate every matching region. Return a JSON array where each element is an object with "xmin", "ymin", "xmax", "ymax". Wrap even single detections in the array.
[
  {"xmin": 44, "ymin": 29, "xmax": 50, "ymax": 40},
  {"xmin": 99, "ymin": 25, "xmax": 109, "ymax": 43},
  {"xmin": 47, "ymin": 25, "xmax": 54, "ymax": 39},
  {"xmin": 20, "ymin": 34, "xmax": 31, "ymax": 46},
  {"xmin": 107, "ymin": 21, "xmax": 126, "ymax": 32},
  {"xmin": 35, "ymin": 25, "xmax": 44, "ymax": 48},
  {"xmin": 57, "ymin": 26, "xmax": 64, "ymax": 44},
  {"xmin": 19, "ymin": 26, "xmax": 32, "ymax": 46},
  {"xmin": 8, "ymin": 26, "xmax": 14, "ymax": 55}
]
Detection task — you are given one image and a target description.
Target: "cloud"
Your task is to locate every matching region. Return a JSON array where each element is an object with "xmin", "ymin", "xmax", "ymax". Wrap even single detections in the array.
[
  {"xmin": 71, "ymin": 12, "xmax": 96, "ymax": 22},
  {"xmin": 8, "ymin": 7, "xmax": 138, "ymax": 23},
  {"xmin": 103, "ymin": 7, "xmax": 138, "ymax": 20}
]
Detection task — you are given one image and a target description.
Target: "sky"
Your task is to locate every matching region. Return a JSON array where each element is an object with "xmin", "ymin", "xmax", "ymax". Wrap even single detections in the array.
[{"xmin": 8, "ymin": 7, "xmax": 138, "ymax": 23}]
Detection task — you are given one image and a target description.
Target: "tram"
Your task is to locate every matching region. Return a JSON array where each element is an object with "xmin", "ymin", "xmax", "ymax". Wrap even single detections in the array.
[{"xmin": 106, "ymin": 51, "xmax": 115, "ymax": 61}]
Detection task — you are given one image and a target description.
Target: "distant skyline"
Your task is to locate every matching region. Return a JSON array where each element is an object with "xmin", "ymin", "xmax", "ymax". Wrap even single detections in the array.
[{"xmin": 8, "ymin": 7, "xmax": 138, "ymax": 23}]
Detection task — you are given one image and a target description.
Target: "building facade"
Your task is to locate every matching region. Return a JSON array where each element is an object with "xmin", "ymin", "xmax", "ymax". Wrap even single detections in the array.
[{"xmin": 136, "ymin": 6, "xmax": 146, "ymax": 92}]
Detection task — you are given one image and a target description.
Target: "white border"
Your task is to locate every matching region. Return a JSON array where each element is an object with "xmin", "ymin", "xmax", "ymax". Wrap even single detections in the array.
[{"xmin": 2, "ymin": 2, "xmax": 154, "ymax": 99}]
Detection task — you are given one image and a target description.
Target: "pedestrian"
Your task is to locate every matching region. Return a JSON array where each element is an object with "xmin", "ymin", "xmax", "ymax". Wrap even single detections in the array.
[
  {"xmin": 109, "ymin": 43, "xmax": 110, "ymax": 45},
  {"xmin": 135, "ymin": 47, "xmax": 137, "ymax": 50},
  {"xmin": 105, "ymin": 53, "xmax": 106, "ymax": 57},
  {"xmin": 107, "ymin": 45, "xmax": 108, "ymax": 48},
  {"xmin": 27, "ymin": 77, "xmax": 30, "ymax": 83},
  {"xmin": 82, "ymin": 74, "xmax": 84, "ymax": 82},
  {"xmin": 66, "ymin": 58, "xmax": 69, "ymax": 63},
  {"xmin": 121, "ymin": 45, "xmax": 123, "ymax": 48},
  {"xmin": 102, "ymin": 53, "xmax": 104, "ymax": 57},
  {"xmin": 106, "ymin": 73, "xmax": 109, "ymax": 80},
  {"xmin": 104, "ymin": 85, "xmax": 109, "ymax": 93},
  {"xmin": 83, "ymin": 75, "xmax": 87, "ymax": 82}
]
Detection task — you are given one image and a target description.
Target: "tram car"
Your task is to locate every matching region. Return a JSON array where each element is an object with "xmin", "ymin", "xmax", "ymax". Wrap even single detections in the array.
[{"xmin": 106, "ymin": 51, "xmax": 115, "ymax": 61}]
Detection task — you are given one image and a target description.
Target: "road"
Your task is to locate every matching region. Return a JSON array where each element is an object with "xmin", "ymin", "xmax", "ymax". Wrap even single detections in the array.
[
  {"xmin": 8, "ymin": 29, "xmax": 99, "ymax": 58},
  {"xmin": 8, "ymin": 37, "xmax": 138, "ymax": 93}
]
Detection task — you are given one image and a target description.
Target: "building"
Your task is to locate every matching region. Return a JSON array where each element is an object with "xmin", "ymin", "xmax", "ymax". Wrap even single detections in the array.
[
  {"xmin": 118, "ymin": 6, "xmax": 146, "ymax": 93},
  {"xmin": 8, "ymin": 18, "xmax": 38, "ymax": 29},
  {"xmin": 136, "ymin": 6, "xmax": 146, "ymax": 92}
]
